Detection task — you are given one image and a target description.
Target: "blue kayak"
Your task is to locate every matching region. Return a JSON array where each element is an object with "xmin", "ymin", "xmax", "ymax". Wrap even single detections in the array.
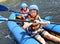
[
  {"xmin": 7, "ymin": 12, "xmax": 60, "ymax": 44},
  {"xmin": 7, "ymin": 12, "xmax": 40, "ymax": 44},
  {"xmin": 40, "ymin": 18, "xmax": 60, "ymax": 35}
]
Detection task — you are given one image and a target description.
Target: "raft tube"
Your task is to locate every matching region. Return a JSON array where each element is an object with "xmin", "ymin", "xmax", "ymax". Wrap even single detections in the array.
[
  {"xmin": 7, "ymin": 12, "xmax": 40, "ymax": 44},
  {"xmin": 44, "ymin": 24, "xmax": 60, "ymax": 34}
]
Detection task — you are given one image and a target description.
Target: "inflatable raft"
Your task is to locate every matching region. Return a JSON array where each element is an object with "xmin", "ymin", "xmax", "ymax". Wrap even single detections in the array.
[
  {"xmin": 44, "ymin": 24, "xmax": 60, "ymax": 38},
  {"xmin": 7, "ymin": 12, "xmax": 40, "ymax": 44},
  {"xmin": 44, "ymin": 24, "xmax": 60, "ymax": 34},
  {"xmin": 7, "ymin": 12, "xmax": 60, "ymax": 44}
]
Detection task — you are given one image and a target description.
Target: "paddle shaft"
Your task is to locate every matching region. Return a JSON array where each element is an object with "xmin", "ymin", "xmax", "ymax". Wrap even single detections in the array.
[
  {"xmin": 9, "ymin": 10, "xmax": 20, "ymax": 13},
  {"xmin": 0, "ymin": 19, "xmax": 33, "ymax": 22}
]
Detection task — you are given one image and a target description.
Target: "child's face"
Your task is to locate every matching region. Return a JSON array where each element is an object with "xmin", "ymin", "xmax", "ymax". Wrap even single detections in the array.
[
  {"xmin": 30, "ymin": 10, "xmax": 37, "ymax": 17},
  {"xmin": 20, "ymin": 8, "xmax": 28, "ymax": 13}
]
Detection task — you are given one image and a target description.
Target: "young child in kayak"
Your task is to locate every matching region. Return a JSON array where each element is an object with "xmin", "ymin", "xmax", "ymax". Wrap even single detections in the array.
[
  {"xmin": 20, "ymin": 3, "xmax": 29, "ymax": 14},
  {"xmin": 16, "ymin": 3, "xmax": 29, "ymax": 19},
  {"xmin": 16, "ymin": 3, "xmax": 29, "ymax": 26},
  {"xmin": 23, "ymin": 5, "xmax": 60, "ymax": 44}
]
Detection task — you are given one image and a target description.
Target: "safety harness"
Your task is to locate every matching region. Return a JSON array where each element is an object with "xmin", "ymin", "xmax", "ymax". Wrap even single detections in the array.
[{"xmin": 26, "ymin": 14, "xmax": 40, "ymax": 29}]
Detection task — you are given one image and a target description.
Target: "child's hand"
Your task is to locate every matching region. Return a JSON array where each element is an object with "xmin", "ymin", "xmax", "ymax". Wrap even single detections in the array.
[{"xmin": 34, "ymin": 20, "xmax": 40, "ymax": 23}]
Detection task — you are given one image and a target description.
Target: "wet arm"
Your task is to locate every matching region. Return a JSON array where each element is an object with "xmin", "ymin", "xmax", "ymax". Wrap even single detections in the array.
[
  {"xmin": 39, "ymin": 21, "xmax": 50, "ymax": 26},
  {"xmin": 35, "ymin": 20, "xmax": 50, "ymax": 26}
]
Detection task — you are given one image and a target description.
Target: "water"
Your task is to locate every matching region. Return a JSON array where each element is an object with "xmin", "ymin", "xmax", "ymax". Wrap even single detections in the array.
[{"xmin": 0, "ymin": 0, "xmax": 60, "ymax": 44}]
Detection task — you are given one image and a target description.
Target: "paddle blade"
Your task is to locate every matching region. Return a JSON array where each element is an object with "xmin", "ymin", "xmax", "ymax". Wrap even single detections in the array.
[
  {"xmin": 0, "ymin": 16, "xmax": 6, "ymax": 23},
  {"xmin": 0, "ymin": 5, "xmax": 8, "ymax": 11}
]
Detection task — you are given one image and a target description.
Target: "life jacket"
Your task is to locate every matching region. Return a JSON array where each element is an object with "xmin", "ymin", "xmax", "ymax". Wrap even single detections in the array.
[
  {"xmin": 27, "ymin": 14, "xmax": 39, "ymax": 21},
  {"xmin": 26, "ymin": 14, "xmax": 40, "ymax": 30},
  {"xmin": 16, "ymin": 15, "xmax": 26, "ymax": 21},
  {"xmin": 16, "ymin": 15, "xmax": 26, "ymax": 27}
]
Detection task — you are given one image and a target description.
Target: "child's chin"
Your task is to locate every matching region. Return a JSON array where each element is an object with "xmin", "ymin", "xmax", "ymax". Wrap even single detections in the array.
[{"xmin": 33, "ymin": 16, "xmax": 36, "ymax": 17}]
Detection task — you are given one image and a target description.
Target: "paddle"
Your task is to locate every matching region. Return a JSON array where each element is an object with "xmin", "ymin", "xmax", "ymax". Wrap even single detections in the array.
[
  {"xmin": 0, "ymin": 5, "xmax": 8, "ymax": 11},
  {"xmin": 0, "ymin": 5, "xmax": 19, "ymax": 13},
  {"xmin": 0, "ymin": 5, "xmax": 59, "ymax": 24},
  {"xmin": 0, "ymin": 17, "xmax": 33, "ymax": 22},
  {"xmin": 0, "ymin": 17, "xmax": 56, "ymax": 25}
]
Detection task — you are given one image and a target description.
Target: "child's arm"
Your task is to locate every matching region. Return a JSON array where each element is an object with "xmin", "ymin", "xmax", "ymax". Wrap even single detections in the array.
[
  {"xmin": 35, "ymin": 20, "xmax": 50, "ymax": 26},
  {"xmin": 39, "ymin": 21, "xmax": 50, "ymax": 25}
]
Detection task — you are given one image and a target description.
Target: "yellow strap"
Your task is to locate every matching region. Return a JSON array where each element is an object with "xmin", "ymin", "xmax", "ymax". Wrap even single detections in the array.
[{"xmin": 16, "ymin": 16, "xmax": 22, "ymax": 19}]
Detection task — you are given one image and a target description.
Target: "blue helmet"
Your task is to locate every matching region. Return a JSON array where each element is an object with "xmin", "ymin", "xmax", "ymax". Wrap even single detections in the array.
[
  {"xmin": 29, "ymin": 5, "xmax": 39, "ymax": 11},
  {"xmin": 20, "ymin": 3, "xmax": 28, "ymax": 9}
]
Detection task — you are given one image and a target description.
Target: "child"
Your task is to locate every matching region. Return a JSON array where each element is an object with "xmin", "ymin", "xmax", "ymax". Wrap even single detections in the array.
[
  {"xmin": 16, "ymin": 3, "xmax": 29, "ymax": 26},
  {"xmin": 23, "ymin": 5, "xmax": 60, "ymax": 44},
  {"xmin": 19, "ymin": 3, "xmax": 29, "ymax": 16},
  {"xmin": 16, "ymin": 3, "xmax": 29, "ymax": 19}
]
